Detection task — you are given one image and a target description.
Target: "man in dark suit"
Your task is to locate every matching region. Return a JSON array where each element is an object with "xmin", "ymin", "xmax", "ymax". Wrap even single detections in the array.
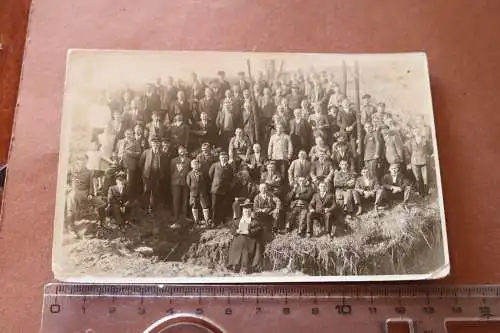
[
  {"xmin": 378, "ymin": 163, "xmax": 412, "ymax": 211},
  {"xmin": 191, "ymin": 111, "xmax": 217, "ymax": 148},
  {"xmin": 362, "ymin": 122, "xmax": 381, "ymax": 179},
  {"xmin": 141, "ymin": 83, "xmax": 162, "ymax": 123},
  {"xmin": 246, "ymin": 143, "xmax": 267, "ymax": 182},
  {"xmin": 353, "ymin": 167, "xmax": 380, "ymax": 215},
  {"xmin": 106, "ymin": 175, "xmax": 134, "ymax": 226},
  {"xmin": 331, "ymin": 134, "xmax": 356, "ymax": 172},
  {"xmin": 170, "ymin": 146, "xmax": 191, "ymax": 227},
  {"xmin": 306, "ymin": 182, "xmax": 337, "ymax": 239},
  {"xmin": 209, "ymin": 151, "xmax": 235, "ymax": 227},
  {"xmin": 139, "ymin": 137, "xmax": 164, "ymax": 214},
  {"xmin": 145, "ymin": 110, "xmax": 167, "ymax": 141},
  {"xmin": 123, "ymin": 97, "xmax": 145, "ymax": 131},
  {"xmin": 287, "ymin": 176, "xmax": 314, "ymax": 233},
  {"xmin": 232, "ymin": 169, "xmax": 258, "ymax": 220},
  {"xmin": 289, "ymin": 108, "xmax": 311, "ymax": 158},
  {"xmin": 170, "ymin": 90, "xmax": 192, "ymax": 125},
  {"xmin": 217, "ymin": 70, "xmax": 231, "ymax": 98},
  {"xmin": 197, "ymin": 87, "xmax": 219, "ymax": 123}
]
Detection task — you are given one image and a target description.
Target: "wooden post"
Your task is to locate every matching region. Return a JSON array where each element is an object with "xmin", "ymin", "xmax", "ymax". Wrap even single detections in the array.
[
  {"xmin": 246, "ymin": 59, "xmax": 260, "ymax": 142},
  {"xmin": 354, "ymin": 60, "xmax": 363, "ymax": 170},
  {"xmin": 342, "ymin": 60, "xmax": 348, "ymax": 97}
]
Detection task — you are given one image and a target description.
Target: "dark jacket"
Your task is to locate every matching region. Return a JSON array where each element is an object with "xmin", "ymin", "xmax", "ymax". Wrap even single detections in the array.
[
  {"xmin": 288, "ymin": 185, "xmax": 314, "ymax": 208},
  {"xmin": 381, "ymin": 173, "xmax": 410, "ymax": 190},
  {"xmin": 186, "ymin": 170, "xmax": 209, "ymax": 194},
  {"xmin": 170, "ymin": 156, "xmax": 191, "ymax": 186},
  {"xmin": 140, "ymin": 148, "xmax": 166, "ymax": 179},
  {"xmin": 209, "ymin": 162, "xmax": 234, "ymax": 195},
  {"xmin": 308, "ymin": 192, "xmax": 336, "ymax": 212},
  {"xmin": 363, "ymin": 131, "xmax": 381, "ymax": 161},
  {"xmin": 289, "ymin": 118, "xmax": 311, "ymax": 149},
  {"xmin": 107, "ymin": 185, "xmax": 130, "ymax": 206}
]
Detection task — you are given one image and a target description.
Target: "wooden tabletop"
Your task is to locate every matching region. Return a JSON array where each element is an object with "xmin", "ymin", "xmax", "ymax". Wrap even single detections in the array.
[{"xmin": 1, "ymin": 0, "xmax": 500, "ymax": 332}]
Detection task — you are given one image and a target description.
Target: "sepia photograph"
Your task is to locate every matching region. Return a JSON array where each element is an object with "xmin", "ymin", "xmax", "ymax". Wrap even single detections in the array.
[{"xmin": 52, "ymin": 50, "xmax": 449, "ymax": 282}]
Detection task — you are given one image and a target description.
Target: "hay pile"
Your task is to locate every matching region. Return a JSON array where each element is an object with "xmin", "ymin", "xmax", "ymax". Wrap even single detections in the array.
[{"xmin": 183, "ymin": 198, "xmax": 444, "ymax": 276}]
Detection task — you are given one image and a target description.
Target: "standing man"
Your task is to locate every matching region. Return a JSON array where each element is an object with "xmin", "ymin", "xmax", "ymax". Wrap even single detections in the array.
[
  {"xmin": 170, "ymin": 146, "xmax": 191, "ymax": 227},
  {"xmin": 217, "ymin": 70, "xmax": 231, "ymax": 98},
  {"xmin": 191, "ymin": 111, "xmax": 217, "ymax": 148},
  {"xmin": 209, "ymin": 152, "xmax": 235, "ymax": 227},
  {"xmin": 141, "ymin": 83, "xmax": 162, "ymax": 123},
  {"xmin": 186, "ymin": 159, "xmax": 211, "ymax": 226},
  {"xmin": 289, "ymin": 108, "xmax": 311, "ymax": 158},
  {"xmin": 140, "ymin": 137, "xmax": 164, "ymax": 214},
  {"xmin": 247, "ymin": 143, "xmax": 267, "ymax": 182},
  {"xmin": 381, "ymin": 126, "xmax": 404, "ymax": 171},
  {"xmin": 145, "ymin": 110, "xmax": 167, "ymax": 142},
  {"xmin": 405, "ymin": 126, "xmax": 432, "ymax": 196},
  {"xmin": 360, "ymin": 94, "xmax": 376, "ymax": 126},
  {"xmin": 197, "ymin": 87, "xmax": 219, "ymax": 124},
  {"xmin": 267, "ymin": 123, "xmax": 293, "ymax": 180},
  {"xmin": 216, "ymin": 99, "xmax": 237, "ymax": 150},
  {"xmin": 116, "ymin": 129, "xmax": 142, "ymax": 197},
  {"xmin": 170, "ymin": 90, "xmax": 192, "ymax": 125},
  {"xmin": 333, "ymin": 160, "xmax": 357, "ymax": 218},
  {"xmin": 362, "ymin": 122, "xmax": 381, "ymax": 179},
  {"xmin": 169, "ymin": 114, "xmax": 190, "ymax": 152}
]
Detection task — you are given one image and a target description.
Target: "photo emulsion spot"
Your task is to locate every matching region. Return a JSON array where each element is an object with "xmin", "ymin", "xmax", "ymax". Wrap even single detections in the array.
[{"xmin": 52, "ymin": 50, "xmax": 449, "ymax": 282}]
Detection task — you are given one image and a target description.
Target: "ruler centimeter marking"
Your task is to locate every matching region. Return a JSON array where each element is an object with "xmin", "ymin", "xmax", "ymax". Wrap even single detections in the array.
[{"xmin": 41, "ymin": 284, "xmax": 500, "ymax": 333}]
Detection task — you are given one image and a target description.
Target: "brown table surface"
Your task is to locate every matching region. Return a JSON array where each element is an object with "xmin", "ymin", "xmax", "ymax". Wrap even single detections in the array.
[{"xmin": 1, "ymin": 0, "xmax": 500, "ymax": 332}]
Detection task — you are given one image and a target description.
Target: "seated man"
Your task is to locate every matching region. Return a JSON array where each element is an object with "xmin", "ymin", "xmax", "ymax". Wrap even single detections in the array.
[
  {"xmin": 310, "ymin": 150, "xmax": 334, "ymax": 190},
  {"xmin": 253, "ymin": 183, "xmax": 282, "ymax": 234},
  {"xmin": 186, "ymin": 159, "xmax": 210, "ymax": 226},
  {"xmin": 288, "ymin": 150, "xmax": 312, "ymax": 186},
  {"xmin": 333, "ymin": 159, "xmax": 356, "ymax": 218},
  {"xmin": 353, "ymin": 167, "xmax": 380, "ymax": 215},
  {"xmin": 232, "ymin": 170, "xmax": 258, "ymax": 219},
  {"xmin": 378, "ymin": 163, "xmax": 412, "ymax": 210},
  {"xmin": 106, "ymin": 174, "xmax": 134, "ymax": 226},
  {"xmin": 306, "ymin": 182, "xmax": 337, "ymax": 238},
  {"xmin": 260, "ymin": 160, "xmax": 283, "ymax": 198},
  {"xmin": 287, "ymin": 176, "xmax": 314, "ymax": 233}
]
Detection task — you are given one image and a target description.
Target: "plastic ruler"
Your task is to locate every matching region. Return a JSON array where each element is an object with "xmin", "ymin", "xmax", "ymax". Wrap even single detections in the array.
[{"xmin": 41, "ymin": 284, "xmax": 500, "ymax": 333}]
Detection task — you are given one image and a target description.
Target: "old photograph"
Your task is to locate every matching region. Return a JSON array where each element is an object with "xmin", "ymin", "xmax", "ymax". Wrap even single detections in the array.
[{"xmin": 52, "ymin": 50, "xmax": 449, "ymax": 282}]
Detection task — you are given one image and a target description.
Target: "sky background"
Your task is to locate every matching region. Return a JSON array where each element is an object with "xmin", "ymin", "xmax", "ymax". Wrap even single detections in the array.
[{"xmin": 63, "ymin": 50, "xmax": 435, "ymax": 125}]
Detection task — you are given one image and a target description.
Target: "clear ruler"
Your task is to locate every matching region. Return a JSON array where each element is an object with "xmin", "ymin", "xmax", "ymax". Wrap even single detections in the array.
[{"xmin": 41, "ymin": 284, "xmax": 500, "ymax": 333}]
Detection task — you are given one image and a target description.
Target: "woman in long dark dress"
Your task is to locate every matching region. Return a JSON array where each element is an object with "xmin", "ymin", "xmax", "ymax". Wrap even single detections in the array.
[{"xmin": 227, "ymin": 203, "xmax": 263, "ymax": 274}]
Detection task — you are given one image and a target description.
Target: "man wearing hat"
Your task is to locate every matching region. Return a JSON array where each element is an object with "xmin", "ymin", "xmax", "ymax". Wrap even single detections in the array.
[
  {"xmin": 227, "ymin": 202, "xmax": 263, "ymax": 274},
  {"xmin": 217, "ymin": 70, "xmax": 231, "ymax": 98},
  {"xmin": 209, "ymin": 151, "xmax": 235, "ymax": 227},
  {"xmin": 116, "ymin": 128, "xmax": 142, "ymax": 197},
  {"xmin": 237, "ymin": 71, "xmax": 250, "ymax": 91},
  {"xmin": 170, "ymin": 146, "xmax": 191, "ymax": 226},
  {"xmin": 289, "ymin": 108, "xmax": 311, "ymax": 158},
  {"xmin": 140, "ymin": 137, "xmax": 165, "ymax": 214},
  {"xmin": 360, "ymin": 93, "xmax": 376, "ymax": 126},
  {"xmin": 169, "ymin": 114, "xmax": 190, "ymax": 152}
]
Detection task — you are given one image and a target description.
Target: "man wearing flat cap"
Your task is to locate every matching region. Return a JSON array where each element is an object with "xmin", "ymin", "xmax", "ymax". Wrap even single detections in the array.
[
  {"xmin": 217, "ymin": 70, "xmax": 231, "ymax": 98},
  {"xmin": 139, "ymin": 137, "xmax": 165, "ymax": 214},
  {"xmin": 237, "ymin": 71, "xmax": 250, "ymax": 91}
]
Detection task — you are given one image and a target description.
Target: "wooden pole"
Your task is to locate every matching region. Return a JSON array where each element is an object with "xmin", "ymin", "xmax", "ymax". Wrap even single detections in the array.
[
  {"xmin": 342, "ymin": 60, "xmax": 348, "ymax": 96},
  {"xmin": 354, "ymin": 60, "xmax": 363, "ymax": 170},
  {"xmin": 246, "ymin": 59, "xmax": 260, "ymax": 141}
]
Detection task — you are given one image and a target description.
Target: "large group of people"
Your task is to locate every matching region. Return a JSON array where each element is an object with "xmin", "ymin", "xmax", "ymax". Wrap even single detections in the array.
[{"xmin": 65, "ymin": 66, "xmax": 434, "ymax": 273}]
